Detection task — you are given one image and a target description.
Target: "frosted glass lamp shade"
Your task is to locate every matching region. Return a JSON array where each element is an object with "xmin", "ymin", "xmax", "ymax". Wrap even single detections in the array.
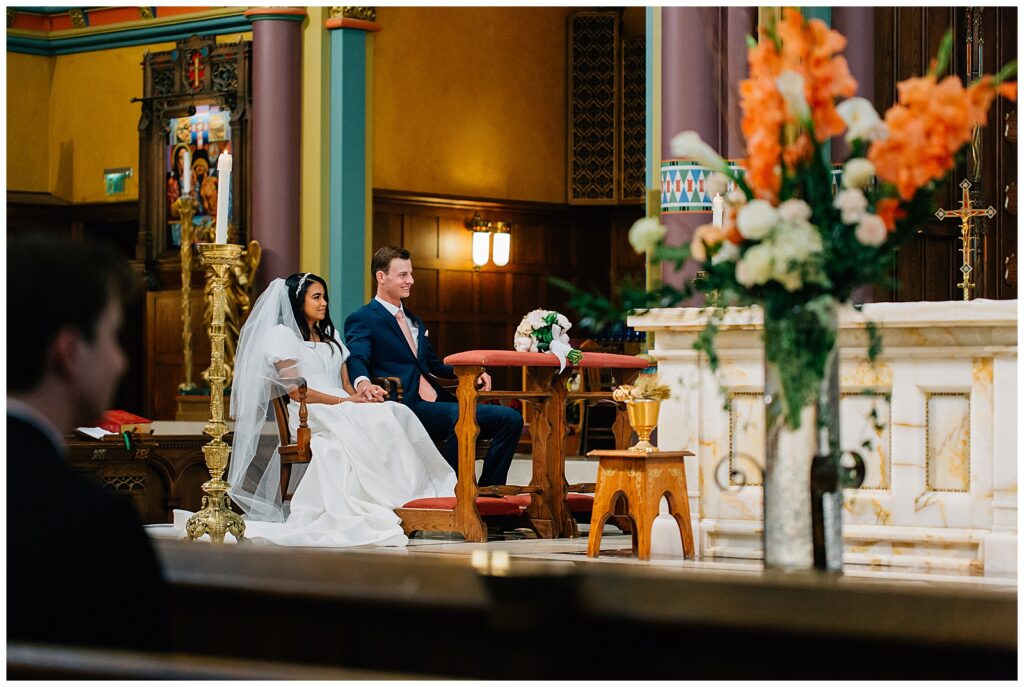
[
  {"xmin": 471, "ymin": 230, "xmax": 491, "ymax": 267},
  {"xmin": 492, "ymin": 230, "xmax": 510, "ymax": 266}
]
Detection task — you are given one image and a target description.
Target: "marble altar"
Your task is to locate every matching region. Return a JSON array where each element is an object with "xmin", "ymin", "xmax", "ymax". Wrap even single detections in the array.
[{"xmin": 631, "ymin": 299, "xmax": 1018, "ymax": 574}]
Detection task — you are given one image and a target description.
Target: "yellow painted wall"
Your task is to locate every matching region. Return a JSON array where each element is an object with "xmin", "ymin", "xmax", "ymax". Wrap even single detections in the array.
[
  {"xmin": 372, "ymin": 7, "xmax": 573, "ymax": 203},
  {"xmin": 8, "ymin": 31, "xmax": 251, "ymax": 204},
  {"xmin": 47, "ymin": 43, "xmax": 172, "ymax": 203},
  {"xmin": 7, "ymin": 53, "xmax": 54, "ymax": 193}
]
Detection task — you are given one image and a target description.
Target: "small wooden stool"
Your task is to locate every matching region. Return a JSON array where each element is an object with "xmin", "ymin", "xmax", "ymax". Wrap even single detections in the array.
[{"xmin": 586, "ymin": 449, "xmax": 695, "ymax": 560}]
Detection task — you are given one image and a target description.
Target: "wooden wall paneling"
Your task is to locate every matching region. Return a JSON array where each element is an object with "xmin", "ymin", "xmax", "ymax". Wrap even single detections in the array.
[
  {"xmin": 371, "ymin": 190, "xmax": 640, "ymax": 392},
  {"xmin": 874, "ymin": 7, "xmax": 1017, "ymax": 303},
  {"xmin": 409, "ymin": 266, "xmax": 439, "ymax": 312},
  {"xmin": 988, "ymin": 7, "xmax": 1017, "ymax": 299},
  {"xmin": 145, "ymin": 290, "xmax": 210, "ymax": 419},
  {"xmin": 405, "ymin": 213, "xmax": 440, "ymax": 261}
]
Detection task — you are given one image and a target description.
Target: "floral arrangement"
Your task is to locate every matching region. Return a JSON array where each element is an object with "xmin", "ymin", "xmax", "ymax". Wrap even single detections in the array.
[
  {"xmin": 513, "ymin": 309, "xmax": 583, "ymax": 370},
  {"xmin": 612, "ymin": 374, "xmax": 671, "ymax": 402},
  {"xmin": 560, "ymin": 9, "xmax": 1015, "ymax": 431}
]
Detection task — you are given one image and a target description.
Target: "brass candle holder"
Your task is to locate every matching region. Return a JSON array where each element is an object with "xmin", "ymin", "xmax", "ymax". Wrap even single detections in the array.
[
  {"xmin": 173, "ymin": 194, "xmax": 199, "ymax": 392},
  {"xmin": 185, "ymin": 242, "xmax": 246, "ymax": 543}
]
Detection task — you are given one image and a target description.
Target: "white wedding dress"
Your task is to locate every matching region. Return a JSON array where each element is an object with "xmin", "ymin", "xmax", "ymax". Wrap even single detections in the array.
[{"xmin": 240, "ymin": 324, "xmax": 456, "ymax": 547}]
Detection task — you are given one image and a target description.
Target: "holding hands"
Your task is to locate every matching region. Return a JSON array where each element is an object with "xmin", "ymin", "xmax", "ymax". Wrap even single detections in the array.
[{"xmin": 359, "ymin": 383, "xmax": 388, "ymax": 403}]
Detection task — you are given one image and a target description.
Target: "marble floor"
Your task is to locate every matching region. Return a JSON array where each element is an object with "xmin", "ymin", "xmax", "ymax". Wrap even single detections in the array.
[{"xmin": 148, "ymin": 453, "xmax": 1017, "ymax": 591}]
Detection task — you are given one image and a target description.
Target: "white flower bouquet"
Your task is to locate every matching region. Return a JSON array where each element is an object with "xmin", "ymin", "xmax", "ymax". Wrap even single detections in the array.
[{"xmin": 513, "ymin": 309, "xmax": 583, "ymax": 371}]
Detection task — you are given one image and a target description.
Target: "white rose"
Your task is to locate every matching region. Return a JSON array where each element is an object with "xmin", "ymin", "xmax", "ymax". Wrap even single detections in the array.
[
  {"xmin": 670, "ymin": 131, "xmax": 728, "ymax": 173},
  {"xmin": 774, "ymin": 265, "xmax": 804, "ymax": 292},
  {"xmin": 711, "ymin": 240, "xmax": 740, "ymax": 265},
  {"xmin": 855, "ymin": 214, "xmax": 888, "ymax": 247},
  {"xmin": 773, "ymin": 220, "xmax": 823, "ymax": 263},
  {"xmin": 514, "ymin": 335, "xmax": 533, "ymax": 352},
  {"xmin": 555, "ymin": 313, "xmax": 571, "ymax": 330},
  {"xmin": 776, "ymin": 70, "xmax": 810, "ymax": 120},
  {"xmin": 834, "ymin": 188, "xmax": 868, "ymax": 224},
  {"xmin": 628, "ymin": 217, "xmax": 667, "ymax": 254},
  {"xmin": 777, "ymin": 198, "xmax": 812, "ymax": 223},
  {"xmin": 527, "ymin": 310, "xmax": 547, "ymax": 330},
  {"xmin": 736, "ymin": 199, "xmax": 778, "ymax": 240},
  {"xmin": 707, "ymin": 172, "xmax": 730, "ymax": 197},
  {"xmin": 836, "ymin": 97, "xmax": 888, "ymax": 144},
  {"xmin": 735, "ymin": 243, "xmax": 773, "ymax": 287},
  {"xmin": 842, "ymin": 158, "xmax": 875, "ymax": 189},
  {"xmin": 726, "ymin": 190, "xmax": 747, "ymax": 207}
]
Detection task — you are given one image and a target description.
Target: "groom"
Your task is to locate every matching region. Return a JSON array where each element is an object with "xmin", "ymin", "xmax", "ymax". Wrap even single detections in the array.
[{"xmin": 345, "ymin": 246, "xmax": 523, "ymax": 487}]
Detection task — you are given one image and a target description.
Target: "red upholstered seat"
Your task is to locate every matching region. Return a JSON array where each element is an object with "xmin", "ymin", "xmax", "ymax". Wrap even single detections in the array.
[
  {"xmin": 505, "ymin": 493, "xmax": 594, "ymax": 513},
  {"xmin": 443, "ymin": 349, "xmax": 649, "ymax": 369},
  {"xmin": 400, "ymin": 496, "xmax": 521, "ymax": 517}
]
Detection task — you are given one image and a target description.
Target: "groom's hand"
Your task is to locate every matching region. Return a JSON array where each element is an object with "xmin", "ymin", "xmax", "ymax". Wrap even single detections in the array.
[
  {"xmin": 359, "ymin": 382, "xmax": 387, "ymax": 402},
  {"xmin": 476, "ymin": 372, "xmax": 492, "ymax": 392}
]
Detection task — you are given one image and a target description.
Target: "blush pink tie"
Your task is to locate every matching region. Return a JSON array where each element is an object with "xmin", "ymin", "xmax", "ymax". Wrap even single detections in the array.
[{"xmin": 395, "ymin": 309, "xmax": 437, "ymax": 402}]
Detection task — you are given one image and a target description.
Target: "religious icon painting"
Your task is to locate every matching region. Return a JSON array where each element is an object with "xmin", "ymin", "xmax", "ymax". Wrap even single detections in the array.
[{"xmin": 165, "ymin": 104, "xmax": 232, "ymax": 250}]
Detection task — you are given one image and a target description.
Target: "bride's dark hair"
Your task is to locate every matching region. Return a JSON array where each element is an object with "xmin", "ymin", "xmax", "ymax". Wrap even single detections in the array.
[{"xmin": 285, "ymin": 272, "xmax": 342, "ymax": 354}]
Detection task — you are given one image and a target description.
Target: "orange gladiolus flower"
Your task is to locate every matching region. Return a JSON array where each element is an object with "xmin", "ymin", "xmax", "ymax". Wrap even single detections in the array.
[
  {"xmin": 738, "ymin": 9, "xmax": 858, "ymax": 200},
  {"xmin": 875, "ymin": 198, "xmax": 904, "ymax": 231},
  {"xmin": 869, "ymin": 74, "xmax": 1017, "ymax": 200}
]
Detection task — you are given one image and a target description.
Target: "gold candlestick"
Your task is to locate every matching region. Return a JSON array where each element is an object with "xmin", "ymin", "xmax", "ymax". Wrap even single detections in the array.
[
  {"xmin": 185, "ymin": 242, "xmax": 246, "ymax": 544},
  {"xmin": 173, "ymin": 194, "xmax": 199, "ymax": 392}
]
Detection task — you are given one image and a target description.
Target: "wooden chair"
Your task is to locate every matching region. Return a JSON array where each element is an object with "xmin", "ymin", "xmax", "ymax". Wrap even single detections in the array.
[
  {"xmin": 270, "ymin": 375, "xmax": 501, "ymax": 506},
  {"xmin": 272, "ymin": 378, "xmax": 311, "ymax": 500}
]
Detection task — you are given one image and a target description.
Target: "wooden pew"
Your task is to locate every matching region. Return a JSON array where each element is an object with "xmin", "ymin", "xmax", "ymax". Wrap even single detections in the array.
[{"xmin": 149, "ymin": 538, "xmax": 1016, "ymax": 680}]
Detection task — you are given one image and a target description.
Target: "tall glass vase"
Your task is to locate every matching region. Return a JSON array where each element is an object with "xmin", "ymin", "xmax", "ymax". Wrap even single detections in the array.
[{"xmin": 762, "ymin": 297, "xmax": 844, "ymax": 572}]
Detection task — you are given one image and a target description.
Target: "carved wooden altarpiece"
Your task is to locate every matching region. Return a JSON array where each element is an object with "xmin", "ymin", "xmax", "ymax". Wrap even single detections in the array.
[{"xmin": 136, "ymin": 34, "xmax": 252, "ymax": 285}]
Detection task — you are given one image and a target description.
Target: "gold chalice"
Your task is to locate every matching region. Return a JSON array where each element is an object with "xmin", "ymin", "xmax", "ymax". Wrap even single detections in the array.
[{"xmin": 625, "ymin": 399, "xmax": 661, "ymax": 453}]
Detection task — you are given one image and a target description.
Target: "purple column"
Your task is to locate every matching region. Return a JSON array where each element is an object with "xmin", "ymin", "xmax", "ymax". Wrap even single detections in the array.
[
  {"xmin": 833, "ymin": 8, "xmax": 877, "ymax": 304},
  {"xmin": 661, "ymin": 7, "xmax": 722, "ymax": 294},
  {"xmin": 245, "ymin": 8, "xmax": 306, "ymax": 294},
  {"xmin": 724, "ymin": 8, "xmax": 757, "ymax": 159},
  {"xmin": 832, "ymin": 7, "xmax": 875, "ymax": 162}
]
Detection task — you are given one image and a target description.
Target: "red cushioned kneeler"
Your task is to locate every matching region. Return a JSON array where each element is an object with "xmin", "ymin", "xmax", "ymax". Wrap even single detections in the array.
[
  {"xmin": 401, "ymin": 496, "xmax": 521, "ymax": 517},
  {"xmin": 505, "ymin": 493, "xmax": 594, "ymax": 513}
]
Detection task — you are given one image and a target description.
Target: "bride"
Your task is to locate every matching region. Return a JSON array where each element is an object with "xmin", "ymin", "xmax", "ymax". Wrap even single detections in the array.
[{"xmin": 228, "ymin": 272, "xmax": 456, "ymax": 547}]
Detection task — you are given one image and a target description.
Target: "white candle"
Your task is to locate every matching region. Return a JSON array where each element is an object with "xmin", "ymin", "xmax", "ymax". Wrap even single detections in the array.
[
  {"xmin": 712, "ymin": 193, "xmax": 724, "ymax": 228},
  {"xmin": 181, "ymin": 149, "xmax": 191, "ymax": 195},
  {"xmin": 215, "ymin": 152, "xmax": 232, "ymax": 244}
]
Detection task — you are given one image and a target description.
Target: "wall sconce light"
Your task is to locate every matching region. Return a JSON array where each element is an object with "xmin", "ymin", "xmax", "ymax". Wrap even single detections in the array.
[
  {"xmin": 467, "ymin": 211, "xmax": 492, "ymax": 268},
  {"xmin": 491, "ymin": 221, "xmax": 511, "ymax": 267},
  {"xmin": 466, "ymin": 212, "xmax": 513, "ymax": 268}
]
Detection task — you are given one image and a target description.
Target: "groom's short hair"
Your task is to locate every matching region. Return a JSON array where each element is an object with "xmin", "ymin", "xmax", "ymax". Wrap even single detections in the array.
[{"xmin": 371, "ymin": 246, "xmax": 411, "ymax": 277}]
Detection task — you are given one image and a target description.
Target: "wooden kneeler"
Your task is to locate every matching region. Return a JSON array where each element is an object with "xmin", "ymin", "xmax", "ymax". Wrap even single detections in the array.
[{"xmin": 394, "ymin": 369, "xmax": 541, "ymax": 542}]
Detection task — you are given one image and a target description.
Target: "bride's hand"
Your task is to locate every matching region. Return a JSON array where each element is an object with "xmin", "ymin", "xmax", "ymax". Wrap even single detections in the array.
[{"xmin": 360, "ymin": 384, "xmax": 387, "ymax": 403}]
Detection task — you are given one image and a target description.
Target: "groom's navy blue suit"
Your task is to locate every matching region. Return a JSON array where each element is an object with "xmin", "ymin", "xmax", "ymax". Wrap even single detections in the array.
[{"xmin": 345, "ymin": 299, "xmax": 522, "ymax": 486}]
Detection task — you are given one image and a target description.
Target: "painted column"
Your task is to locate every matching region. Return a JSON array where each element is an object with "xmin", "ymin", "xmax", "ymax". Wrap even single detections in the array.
[
  {"xmin": 245, "ymin": 7, "xmax": 306, "ymax": 294},
  {"xmin": 832, "ymin": 7, "xmax": 876, "ymax": 304},
  {"xmin": 326, "ymin": 11, "xmax": 381, "ymax": 321},
  {"xmin": 832, "ymin": 7, "xmax": 875, "ymax": 162},
  {"xmin": 659, "ymin": 7, "xmax": 722, "ymax": 293},
  {"xmin": 724, "ymin": 8, "xmax": 757, "ymax": 159}
]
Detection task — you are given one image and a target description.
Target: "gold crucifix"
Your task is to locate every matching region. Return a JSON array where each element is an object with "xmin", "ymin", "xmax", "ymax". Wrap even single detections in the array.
[{"xmin": 935, "ymin": 179, "xmax": 996, "ymax": 300}]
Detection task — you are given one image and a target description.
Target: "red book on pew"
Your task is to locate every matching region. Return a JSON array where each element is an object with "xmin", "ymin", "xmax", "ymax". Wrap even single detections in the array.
[{"xmin": 98, "ymin": 410, "xmax": 153, "ymax": 435}]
